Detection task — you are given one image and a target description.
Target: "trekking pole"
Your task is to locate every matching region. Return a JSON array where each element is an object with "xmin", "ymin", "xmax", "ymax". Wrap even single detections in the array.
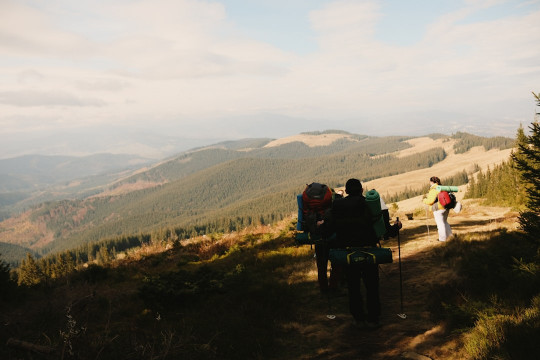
[
  {"xmin": 425, "ymin": 207, "xmax": 430, "ymax": 241},
  {"xmin": 396, "ymin": 217, "xmax": 406, "ymax": 319}
]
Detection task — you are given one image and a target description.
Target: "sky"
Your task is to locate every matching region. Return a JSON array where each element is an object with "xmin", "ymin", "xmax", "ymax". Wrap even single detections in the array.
[{"xmin": 1, "ymin": 0, "xmax": 540, "ymax": 158}]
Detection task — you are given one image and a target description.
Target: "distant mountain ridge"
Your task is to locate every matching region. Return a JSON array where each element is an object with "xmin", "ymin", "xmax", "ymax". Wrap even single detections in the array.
[
  {"xmin": 0, "ymin": 153, "xmax": 152, "ymax": 193},
  {"xmin": 0, "ymin": 130, "xmax": 515, "ymax": 265},
  {"xmin": 110, "ymin": 132, "xmax": 409, "ymax": 189}
]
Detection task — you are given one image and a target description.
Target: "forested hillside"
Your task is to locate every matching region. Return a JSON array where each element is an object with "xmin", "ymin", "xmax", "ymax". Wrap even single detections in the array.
[
  {"xmin": 110, "ymin": 134, "xmax": 408, "ymax": 187},
  {"xmin": 0, "ymin": 131, "xmax": 514, "ymax": 265},
  {"xmin": 23, "ymin": 145, "xmax": 446, "ymax": 256}
]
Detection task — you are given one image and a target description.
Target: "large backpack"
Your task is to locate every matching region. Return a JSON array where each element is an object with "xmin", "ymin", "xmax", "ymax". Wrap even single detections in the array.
[
  {"xmin": 438, "ymin": 191, "xmax": 457, "ymax": 210},
  {"xmin": 301, "ymin": 183, "xmax": 333, "ymax": 237}
]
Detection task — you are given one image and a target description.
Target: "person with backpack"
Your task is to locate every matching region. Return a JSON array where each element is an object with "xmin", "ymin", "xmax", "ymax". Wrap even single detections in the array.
[
  {"xmin": 329, "ymin": 179, "xmax": 385, "ymax": 329},
  {"xmin": 301, "ymin": 183, "xmax": 342, "ymax": 295},
  {"xmin": 423, "ymin": 176, "xmax": 453, "ymax": 242}
]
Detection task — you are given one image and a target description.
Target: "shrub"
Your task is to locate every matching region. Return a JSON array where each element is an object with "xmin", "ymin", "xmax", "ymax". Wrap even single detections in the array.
[{"xmin": 464, "ymin": 295, "xmax": 540, "ymax": 359}]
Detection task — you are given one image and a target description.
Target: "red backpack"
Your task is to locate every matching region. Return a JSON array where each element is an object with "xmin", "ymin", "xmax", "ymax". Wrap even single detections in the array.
[
  {"xmin": 438, "ymin": 191, "xmax": 457, "ymax": 209},
  {"xmin": 302, "ymin": 183, "xmax": 332, "ymax": 236}
]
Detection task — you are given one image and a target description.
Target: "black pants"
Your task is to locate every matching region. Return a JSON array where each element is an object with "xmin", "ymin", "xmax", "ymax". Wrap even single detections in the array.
[
  {"xmin": 346, "ymin": 264, "xmax": 380, "ymax": 323},
  {"xmin": 315, "ymin": 242, "xmax": 342, "ymax": 293}
]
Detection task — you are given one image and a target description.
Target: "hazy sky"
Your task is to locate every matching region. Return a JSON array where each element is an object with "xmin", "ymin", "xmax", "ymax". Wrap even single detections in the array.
[{"xmin": 1, "ymin": 0, "xmax": 540, "ymax": 157}]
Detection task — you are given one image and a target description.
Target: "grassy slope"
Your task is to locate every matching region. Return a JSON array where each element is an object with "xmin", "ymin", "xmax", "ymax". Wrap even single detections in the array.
[
  {"xmin": 363, "ymin": 137, "xmax": 512, "ymax": 201},
  {"xmin": 2, "ymin": 197, "xmax": 533, "ymax": 360}
]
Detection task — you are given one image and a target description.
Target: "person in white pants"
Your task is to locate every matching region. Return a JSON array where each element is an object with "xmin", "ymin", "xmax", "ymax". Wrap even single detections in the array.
[
  {"xmin": 433, "ymin": 207, "xmax": 452, "ymax": 241},
  {"xmin": 423, "ymin": 176, "xmax": 453, "ymax": 241}
]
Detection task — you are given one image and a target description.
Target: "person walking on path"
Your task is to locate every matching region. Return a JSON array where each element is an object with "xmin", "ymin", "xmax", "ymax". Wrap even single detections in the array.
[
  {"xmin": 423, "ymin": 176, "xmax": 453, "ymax": 242},
  {"xmin": 302, "ymin": 183, "xmax": 342, "ymax": 295},
  {"xmin": 329, "ymin": 179, "xmax": 382, "ymax": 328}
]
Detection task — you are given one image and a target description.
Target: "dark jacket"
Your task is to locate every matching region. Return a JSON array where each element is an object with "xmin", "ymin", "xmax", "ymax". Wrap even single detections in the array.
[{"xmin": 330, "ymin": 194, "xmax": 378, "ymax": 248}]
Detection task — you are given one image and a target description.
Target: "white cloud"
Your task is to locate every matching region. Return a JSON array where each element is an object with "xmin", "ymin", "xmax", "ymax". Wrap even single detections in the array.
[
  {"xmin": 310, "ymin": 0, "xmax": 381, "ymax": 40},
  {"xmin": 0, "ymin": 1, "xmax": 97, "ymax": 58},
  {"xmin": 0, "ymin": 90, "xmax": 106, "ymax": 107},
  {"xmin": 0, "ymin": 0, "xmax": 539, "ymax": 157}
]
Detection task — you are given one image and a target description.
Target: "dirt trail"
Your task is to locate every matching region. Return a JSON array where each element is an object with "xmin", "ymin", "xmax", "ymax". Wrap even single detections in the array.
[{"xmin": 294, "ymin": 200, "xmax": 517, "ymax": 360}]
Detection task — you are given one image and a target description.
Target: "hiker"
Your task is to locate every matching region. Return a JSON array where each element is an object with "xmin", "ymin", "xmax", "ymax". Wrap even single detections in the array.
[
  {"xmin": 423, "ymin": 176, "xmax": 453, "ymax": 241},
  {"xmin": 301, "ymin": 183, "xmax": 342, "ymax": 295},
  {"xmin": 315, "ymin": 216, "xmax": 343, "ymax": 296},
  {"xmin": 329, "ymin": 179, "xmax": 394, "ymax": 328}
]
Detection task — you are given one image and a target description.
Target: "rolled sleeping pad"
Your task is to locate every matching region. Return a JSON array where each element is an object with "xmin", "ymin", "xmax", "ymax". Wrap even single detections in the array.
[
  {"xmin": 296, "ymin": 194, "xmax": 304, "ymax": 231},
  {"xmin": 436, "ymin": 185, "xmax": 459, "ymax": 192},
  {"xmin": 365, "ymin": 189, "xmax": 387, "ymax": 238}
]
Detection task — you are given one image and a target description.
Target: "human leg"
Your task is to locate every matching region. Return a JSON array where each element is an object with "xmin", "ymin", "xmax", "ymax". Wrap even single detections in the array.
[
  {"xmin": 329, "ymin": 263, "xmax": 344, "ymax": 291},
  {"xmin": 347, "ymin": 266, "xmax": 365, "ymax": 322},
  {"xmin": 433, "ymin": 209, "xmax": 451, "ymax": 241},
  {"xmin": 362, "ymin": 265, "xmax": 381, "ymax": 323},
  {"xmin": 315, "ymin": 242, "xmax": 329, "ymax": 292},
  {"xmin": 442, "ymin": 209, "xmax": 452, "ymax": 238}
]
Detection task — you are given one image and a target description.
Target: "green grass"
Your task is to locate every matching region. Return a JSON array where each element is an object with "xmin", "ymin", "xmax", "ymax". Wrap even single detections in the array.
[
  {"xmin": 464, "ymin": 296, "xmax": 540, "ymax": 360},
  {"xmin": 429, "ymin": 229, "xmax": 540, "ymax": 359}
]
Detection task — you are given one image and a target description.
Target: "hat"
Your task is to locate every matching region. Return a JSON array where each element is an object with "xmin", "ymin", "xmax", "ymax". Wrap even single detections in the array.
[{"xmin": 345, "ymin": 178, "xmax": 362, "ymax": 195}]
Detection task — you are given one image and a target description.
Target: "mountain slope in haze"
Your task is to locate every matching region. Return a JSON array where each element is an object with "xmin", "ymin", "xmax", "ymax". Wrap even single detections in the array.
[
  {"xmin": 107, "ymin": 132, "xmax": 398, "ymax": 189},
  {"xmin": 0, "ymin": 154, "xmax": 152, "ymax": 191},
  {"xmin": 0, "ymin": 154, "xmax": 155, "ymax": 216},
  {"xmin": 0, "ymin": 131, "xmax": 514, "ymax": 264}
]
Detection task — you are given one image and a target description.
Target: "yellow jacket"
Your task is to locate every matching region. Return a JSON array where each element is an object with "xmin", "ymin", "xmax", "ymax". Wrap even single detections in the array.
[{"xmin": 423, "ymin": 184, "xmax": 444, "ymax": 211}]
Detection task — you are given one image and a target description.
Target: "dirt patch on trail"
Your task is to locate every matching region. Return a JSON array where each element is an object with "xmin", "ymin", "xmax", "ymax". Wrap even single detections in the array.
[{"xmin": 291, "ymin": 200, "xmax": 518, "ymax": 360}]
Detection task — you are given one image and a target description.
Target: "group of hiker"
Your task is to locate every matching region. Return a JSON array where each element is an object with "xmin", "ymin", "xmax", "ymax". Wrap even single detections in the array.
[{"xmin": 298, "ymin": 176, "xmax": 458, "ymax": 329}]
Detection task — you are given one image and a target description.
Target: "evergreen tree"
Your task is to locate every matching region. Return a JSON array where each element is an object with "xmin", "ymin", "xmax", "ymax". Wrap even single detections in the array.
[
  {"xmin": 54, "ymin": 253, "xmax": 67, "ymax": 278},
  {"xmin": 0, "ymin": 253, "xmax": 12, "ymax": 289},
  {"xmin": 511, "ymin": 92, "xmax": 540, "ymax": 241},
  {"xmin": 466, "ymin": 175, "xmax": 477, "ymax": 198},
  {"xmin": 512, "ymin": 124, "xmax": 529, "ymax": 166},
  {"xmin": 511, "ymin": 124, "xmax": 530, "ymax": 206},
  {"xmin": 18, "ymin": 253, "xmax": 45, "ymax": 286},
  {"xmin": 98, "ymin": 245, "xmax": 111, "ymax": 264},
  {"xmin": 0, "ymin": 253, "xmax": 16, "ymax": 300},
  {"xmin": 465, "ymin": 160, "xmax": 526, "ymax": 208}
]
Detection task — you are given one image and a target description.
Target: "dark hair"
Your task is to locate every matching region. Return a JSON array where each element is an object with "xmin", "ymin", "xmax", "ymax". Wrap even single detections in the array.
[
  {"xmin": 430, "ymin": 176, "xmax": 441, "ymax": 185},
  {"xmin": 345, "ymin": 178, "xmax": 363, "ymax": 195}
]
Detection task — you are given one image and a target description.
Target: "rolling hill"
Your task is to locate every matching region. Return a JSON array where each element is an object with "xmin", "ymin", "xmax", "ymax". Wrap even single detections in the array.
[{"xmin": 0, "ymin": 130, "xmax": 514, "ymax": 265}]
